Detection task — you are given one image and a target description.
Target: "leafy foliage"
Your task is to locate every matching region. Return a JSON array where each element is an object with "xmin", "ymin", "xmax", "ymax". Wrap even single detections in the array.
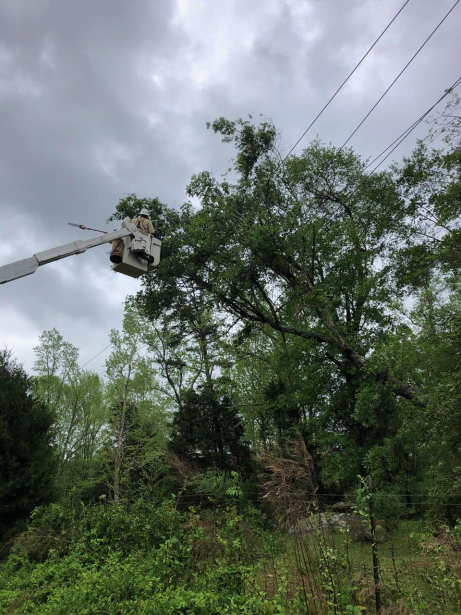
[
  {"xmin": 0, "ymin": 351, "xmax": 56, "ymax": 539},
  {"xmin": 33, "ymin": 329, "xmax": 106, "ymax": 487},
  {"xmin": 169, "ymin": 383, "xmax": 251, "ymax": 474}
]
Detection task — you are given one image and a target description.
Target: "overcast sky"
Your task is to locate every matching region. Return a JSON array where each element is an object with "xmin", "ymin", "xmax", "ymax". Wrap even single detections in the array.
[{"xmin": 0, "ymin": 0, "xmax": 459, "ymax": 376}]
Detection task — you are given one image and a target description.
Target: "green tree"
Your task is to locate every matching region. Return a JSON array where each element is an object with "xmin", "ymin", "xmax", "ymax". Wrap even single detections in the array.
[
  {"xmin": 169, "ymin": 382, "xmax": 251, "ymax": 474},
  {"xmin": 0, "ymin": 350, "xmax": 56, "ymax": 538},
  {"xmin": 137, "ymin": 291, "xmax": 227, "ymax": 415},
  {"xmin": 394, "ymin": 142, "xmax": 461, "ymax": 284},
  {"xmin": 105, "ymin": 306, "xmax": 169, "ymax": 503},
  {"xmin": 110, "ymin": 117, "xmax": 461, "ymax": 496},
  {"xmin": 118, "ymin": 401, "xmax": 170, "ymax": 500},
  {"xmin": 405, "ymin": 283, "xmax": 461, "ymax": 520},
  {"xmin": 116, "ymin": 119, "xmax": 420, "ymax": 405},
  {"xmin": 33, "ymin": 329, "xmax": 106, "ymax": 482}
]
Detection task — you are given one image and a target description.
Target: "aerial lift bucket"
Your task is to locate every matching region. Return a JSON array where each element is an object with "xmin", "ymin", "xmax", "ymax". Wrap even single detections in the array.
[{"xmin": 112, "ymin": 234, "xmax": 162, "ymax": 279}]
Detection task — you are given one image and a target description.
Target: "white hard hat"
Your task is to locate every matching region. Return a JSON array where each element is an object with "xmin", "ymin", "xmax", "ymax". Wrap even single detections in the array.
[{"xmin": 139, "ymin": 208, "xmax": 150, "ymax": 218}]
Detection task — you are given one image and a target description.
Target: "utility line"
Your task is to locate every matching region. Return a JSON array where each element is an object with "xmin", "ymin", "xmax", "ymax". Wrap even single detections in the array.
[
  {"xmin": 280, "ymin": 0, "xmax": 412, "ymax": 164},
  {"xmin": 315, "ymin": 76, "xmax": 461, "ymax": 225},
  {"xmin": 340, "ymin": 0, "xmax": 460, "ymax": 150},
  {"xmin": 81, "ymin": 342, "xmax": 113, "ymax": 369},
  {"xmin": 80, "ymin": 337, "xmax": 151, "ymax": 376},
  {"xmin": 97, "ymin": 343, "xmax": 148, "ymax": 377},
  {"xmin": 256, "ymin": 0, "xmax": 412, "ymax": 219},
  {"xmin": 367, "ymin": 75, "xmax": 461, "ymax": 173}
]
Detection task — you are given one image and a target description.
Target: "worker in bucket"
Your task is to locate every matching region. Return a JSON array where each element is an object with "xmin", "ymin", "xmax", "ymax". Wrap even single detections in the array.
[{"xmin": 110, "ymin": 208, "xmax": 155, "ymax": 264}]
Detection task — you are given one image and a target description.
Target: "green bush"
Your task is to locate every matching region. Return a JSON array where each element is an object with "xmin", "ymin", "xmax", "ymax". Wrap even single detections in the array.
[{"xmin": 0, "ymin": 497, "xmax": 286, "ymax": 615}]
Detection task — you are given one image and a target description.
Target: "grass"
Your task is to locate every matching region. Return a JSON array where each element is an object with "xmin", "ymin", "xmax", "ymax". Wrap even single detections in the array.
[{"xmin": 270, "ymin": 519, "xmax": 461, "ymax": 614}]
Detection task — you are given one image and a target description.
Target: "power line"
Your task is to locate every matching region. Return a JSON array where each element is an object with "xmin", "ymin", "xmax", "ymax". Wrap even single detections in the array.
[
  {"xmin": 310, "ymin": 75, "xmax": 461, "ymax": 231},
  {"xmin": 81, "ymin": 342, "xmax": 113, "ymax": 369},
  {"xmin": 256, "ymin": 0, "xmax": 413, "ymax": 222},
  {"xmin": 340, "ymin": 0, "xmax": 460, "ymax": 150},
  {"xmin": 367, "ymin": 75, "xmax": 461, "ymax": 173},
  {"xmin": 280, "ymin": 0, "xmax": 412, "ymax": 164},
  {"xmin": 97, "ymin": 342, "xmax": 148, "ymax": 377},
  {"xmin": 79, "ymin": 337, "xmax": 151, "ymax": 377}
]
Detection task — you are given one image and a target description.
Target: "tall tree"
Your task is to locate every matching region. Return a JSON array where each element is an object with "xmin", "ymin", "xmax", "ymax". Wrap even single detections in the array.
[
  {"xmin": 105, "ymin": 306, "xmax": 168, "ymax": 504},
  {"xmin": 33, "ymin": 329, "xmax": 106, "ymax": 482},
  {"xmin": 109, "ymin": 118, "xmax": 461, "ymax": 496},
  {"xmin": 181, "ymin": 119, "xmax": 416, "ymax": 400},
  {"xmin": 169, "ymin": 382, "xmax": 251, "ymax": 474},
  {"xmin": 112, "ymin": 119, "xmax": 422, "ymax": 405},
  {"xmin": 0, "ymin": 350, "xmax": 56, "ymax": 538}
]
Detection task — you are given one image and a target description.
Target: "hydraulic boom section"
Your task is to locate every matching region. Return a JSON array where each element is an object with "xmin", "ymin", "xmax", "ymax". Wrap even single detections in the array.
[{"xmin": 0, "ymin": 217, "xmax": 161, "ymax": 285}]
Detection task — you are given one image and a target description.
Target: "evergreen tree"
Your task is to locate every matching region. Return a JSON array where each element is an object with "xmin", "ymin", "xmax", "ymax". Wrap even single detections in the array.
[
  {"xmin": 0, "ymin": 350, "xmax": 56, "ymax": 538},
  {"xmin": 169, "ymin": 383, "xmax": 251, "ymax": 474}
]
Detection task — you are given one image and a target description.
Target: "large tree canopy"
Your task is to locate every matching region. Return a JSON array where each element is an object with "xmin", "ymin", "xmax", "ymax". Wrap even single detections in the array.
[
  {"xmin": 109, "ymin": 116, "xmax": 460, "ymax": 496},
  {"xmin": 111, "ymin": 118, "xmax": 428, "ymax": 405}
]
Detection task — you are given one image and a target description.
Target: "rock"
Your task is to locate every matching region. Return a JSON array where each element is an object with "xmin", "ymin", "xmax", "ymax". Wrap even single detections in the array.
[
  {"xmin": 347, "ymin": 516, "xmax": 368, "ymax": 541},
  {"xmin": 331, "ymin": 501, "xmax": 355, "ymax": 513},
  {"xmin": 321, "ymin": 513, "xmax": 355, "ymax": 530}
]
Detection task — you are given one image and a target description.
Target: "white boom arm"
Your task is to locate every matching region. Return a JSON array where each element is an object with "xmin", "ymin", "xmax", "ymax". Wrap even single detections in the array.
[{"xmin": 0, "ymin": 217, "xmax": 138, "ymax": 285}]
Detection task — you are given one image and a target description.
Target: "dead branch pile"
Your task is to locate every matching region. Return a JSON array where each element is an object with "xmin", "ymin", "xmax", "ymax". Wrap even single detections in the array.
[{"xmin": 259, "ymin": 435, "xmax": 318, "ymax": 528}]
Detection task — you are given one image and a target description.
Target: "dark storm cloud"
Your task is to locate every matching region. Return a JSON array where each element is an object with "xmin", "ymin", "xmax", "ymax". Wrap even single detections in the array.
[
  {"xmin": 0, "ymin": 0, "xmax": 184, "ymax": 229},
  {"xmin": 0, "ymin": 0, "xmax": 191, "ymax": 369},
  {"xmin": 0, "ymin": 0, "xmax": 460, "ymax": 372}
]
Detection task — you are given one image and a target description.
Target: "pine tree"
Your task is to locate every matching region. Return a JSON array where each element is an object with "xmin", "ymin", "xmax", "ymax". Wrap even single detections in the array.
[
  {"xmin": 0, "ymin": 350, "xmax": 56, "ymax": 538},
  {"xmin": 169, "ymin": 383, "xmax": 251, "ymax": 473}
]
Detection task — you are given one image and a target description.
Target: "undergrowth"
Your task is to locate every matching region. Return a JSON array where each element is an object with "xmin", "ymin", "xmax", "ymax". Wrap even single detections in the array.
[{"xmin": 1, "ymin": 497, "xmax": 460, "ymax": 615}]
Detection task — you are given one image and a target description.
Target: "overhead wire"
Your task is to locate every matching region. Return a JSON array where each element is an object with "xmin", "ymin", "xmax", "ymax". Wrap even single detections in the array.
[
  {"xmin": 258, "ymin": 0, "xmax": 414, "ymax": 215},
  {"xmin": 81, "ymin": 342, "xmax": 113, "ymax": 369},
  {"xmin": 97, "ymin": 342, "xmax": 148, "ymax": 377},
  {"xmin": 279, "ymin": 0, "xmax": 413, "ymax": 164},
  {"xmin": 311, "ymin": 73, "xmax": 461, "ymax": 205},
  {"xmin": 254, "ymin": 0, "xmax": 414, "ymax": 234},
  {"xmin": 366, "ymin": 75, "xmax": 461, "ymax": 173},
  {"xmin": 80, "ymin": 339, "xmax": 150, "ymax": 374},
  {"xmin": 340, "ymin": 0, "xmax": 460, "ymax": 150},
  {"xmin": 306, "ymin": 77, "xmax": 461, "ymax": 248}
]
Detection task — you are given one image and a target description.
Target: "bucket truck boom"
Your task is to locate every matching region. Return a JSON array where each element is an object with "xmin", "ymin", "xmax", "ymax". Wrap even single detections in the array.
[{"xmin": 0, "ymin": 217, "xmax": 161, "ymax": 285}]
